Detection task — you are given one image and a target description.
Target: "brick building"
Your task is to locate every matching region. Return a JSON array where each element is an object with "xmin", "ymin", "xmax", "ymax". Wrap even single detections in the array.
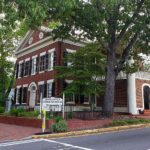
[{"xmin": 15, "ymin": 29, "xmax": 150, "ymax": 115}]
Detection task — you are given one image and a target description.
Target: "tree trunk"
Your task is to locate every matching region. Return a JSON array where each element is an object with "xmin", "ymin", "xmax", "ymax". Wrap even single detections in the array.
[{"xmin": 103, "ymin": 50, "xmax": 116, "ymax": 118}]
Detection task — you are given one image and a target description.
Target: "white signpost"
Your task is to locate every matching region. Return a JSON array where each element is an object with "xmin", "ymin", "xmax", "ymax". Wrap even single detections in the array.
[
  {"xmin": 42, "ymin": 97, "xmax": 63, "ymax": 112},
  {"xmin": 41, "ymin": 96, "xmax": 65, "ymax": 132}
]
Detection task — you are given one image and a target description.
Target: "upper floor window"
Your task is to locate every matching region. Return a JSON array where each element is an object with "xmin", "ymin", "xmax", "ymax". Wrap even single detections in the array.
[
  {"xmin": 18, "ymin": 61, "xmax": 23, "ymax": 78},
  {"xmin": 24, "ymin": 59, "xmax": 31, "ymax": 76},
  {"xmin": 48, "ymin": 49, "xmax": 55, "ymax": 70},
  {"xmin": 39, "ymin": 52, "xmax": 47, "ymax": 72},
  {"xmin": 31, "ymin": 56, "xmax": 37, "ymax": 75}
]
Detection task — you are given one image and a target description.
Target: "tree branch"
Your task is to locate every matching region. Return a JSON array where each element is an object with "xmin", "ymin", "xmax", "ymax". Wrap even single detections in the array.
[
  {"xmin": 116, "ymin": 32, "xmax": 138, "ymax": 74},
  {"xmin": 116, "ymin": 0, "xmax": 144, "ymax": 43}
]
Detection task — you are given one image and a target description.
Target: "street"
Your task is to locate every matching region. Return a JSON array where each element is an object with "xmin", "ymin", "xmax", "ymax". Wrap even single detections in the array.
[{"xmin": 0, "ymin": 127, "xmax": 150, "ymax": 150}]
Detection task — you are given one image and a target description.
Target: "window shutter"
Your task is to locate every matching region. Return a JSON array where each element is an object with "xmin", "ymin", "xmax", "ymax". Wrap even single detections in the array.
[
  {"xmin": 53, "ymin": 51, "xmax": 56, "ymax": 66},
  {"xmin": 19, "ymin": 87, "xmax": 22, "ymax": 104},
  {"xmin": 45, "ymin": 53, "xmax": 49, "ymax": 70},
  {"xmin": 44, "ymin": 83, "xmax": 47, "ymax": 98},
  {"xmin": 16, "ymin": 64, "xmax": 19, "ymax": 78},
  {"xmin": 29, "ymin": 59, "xmax": 32, "ymax": 75},
  {"xmin": 36, "ymin": 57, "xmax": 39, "ymax": 73},
  {"xmin": 52, "ymin": 82, "xmax": 55, "ymax": 97},
  {"xmin": 21, "ymin": 62, "xmax": 24, "ymax": 77},
  {"xmin": 63, "ymin": 51, "xmax": 68, "ymax": 66}
]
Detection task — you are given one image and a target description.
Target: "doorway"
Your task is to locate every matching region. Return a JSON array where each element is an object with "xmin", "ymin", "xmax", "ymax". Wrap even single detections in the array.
[
  {"xmin": 143, "ymin": 85, "xmax": 150, "ymax": 109},
  {"xmin": 28, "ymin": 82, "xmax": 37, "ymax": 108}
]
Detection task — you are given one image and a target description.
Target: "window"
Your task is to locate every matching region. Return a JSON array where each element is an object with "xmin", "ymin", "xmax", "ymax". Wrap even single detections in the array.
[
  {"xmin": 48, "ymin": 52, "xmax": 54, "ymax": 70},
  {"xmin": 31, "ymin": 57, "xmax": 37, "ymax": 75},
  {"xmin": 24, "ymin": 60, "xmax": 30, "ymax": 76},
  {"xmin": 38, "ymin": 83, "xmax": 44, "ymax": 103},
  {"xmin": 22, "ymin": 87, "xmax": 28, "ymax": 104},
  {"xmin": 39, "ymin": 55, "xmax": 46, "ymax": 72},
  {"xmin": 18, "ymin": 63, "xmax": 23, "ymax": 78},
  {"xmin": 64, "ymin": 49, "xmax": 76, "ymax": 67},
  {"xmin": 16, "ymin": 87, "xmax": 22, "ymax": 104},
  {"xmin": 47, "ymin": 81, "xmax": 53, "ymax": 98}
]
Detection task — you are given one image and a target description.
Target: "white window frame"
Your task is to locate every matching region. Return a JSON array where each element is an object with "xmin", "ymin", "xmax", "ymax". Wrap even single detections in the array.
[
  {"xmin": 22, "ymin": 84, "xmax": 28, "ymax": 104},
  {"xmin": 66, "ymin": 49, "xmax": 76, "ymax": 67},
  {"xmin": 31, "ymin": 55, "xmax": 37, "ymax": 75},
  {"xmin": 16, "ymin": 85, "xmax": 21, "ymax": 104},
  {"xmin": 24, "ymin": 58, "xmax": 31, "ymax": 77},
  {"xmin": 39, "ymin": 52, "xmax": 46, "ymax": 73},
  {"xmin": 47, "ymin": 79, "xmax": 54, "ymax": 98},
  {"xmin": 48, "ymin": 48, "xmax": 55, "ymax": 71},
  {"xmin": 65, "ymin": 80, "xmax": 75, "ymax": 104},
  {"xmin": 18, "ymin": 60, "xmax": 23, "ymax": 78}
]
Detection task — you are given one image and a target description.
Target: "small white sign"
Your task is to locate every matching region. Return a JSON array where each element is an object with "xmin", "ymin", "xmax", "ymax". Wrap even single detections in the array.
[{"xmin": 42, "ymin": 97, "xmax": 63, "ymax": 112}]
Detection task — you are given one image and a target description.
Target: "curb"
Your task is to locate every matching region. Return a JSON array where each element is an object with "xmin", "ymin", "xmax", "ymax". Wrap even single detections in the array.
[{"xmin": 32, "ymin": 123, "xmax": 150, "ymax": 139}]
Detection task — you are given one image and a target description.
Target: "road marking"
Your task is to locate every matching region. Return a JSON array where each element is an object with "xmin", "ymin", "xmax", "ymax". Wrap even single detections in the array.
[
  {"xmin": 43, "ymin": 139, "xmax": 94, "ymax": 150},
  {"xmin": 0, "ymin": 139, "xmax": 40, "ymax": 147},
  {"xmin": 0, "ymin": 139, "xmax": 93, "ymax": 150}
]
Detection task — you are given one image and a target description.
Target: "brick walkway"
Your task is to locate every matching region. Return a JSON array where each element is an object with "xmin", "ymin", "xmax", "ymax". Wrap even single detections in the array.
[{"xmin": 0, "ymin": 123, "xmax": 41, "ymax": 142}]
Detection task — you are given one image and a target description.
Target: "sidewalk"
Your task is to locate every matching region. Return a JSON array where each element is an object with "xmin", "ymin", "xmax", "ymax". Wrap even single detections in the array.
[{"xmin": 0, "ymin": 123, "xmax": 41, "ymax": 142}]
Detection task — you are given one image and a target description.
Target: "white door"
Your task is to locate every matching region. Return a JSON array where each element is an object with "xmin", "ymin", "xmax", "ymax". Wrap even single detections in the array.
[{"xmin": 29, "ymin": 86, "xmax": 36, "ymax": 108}]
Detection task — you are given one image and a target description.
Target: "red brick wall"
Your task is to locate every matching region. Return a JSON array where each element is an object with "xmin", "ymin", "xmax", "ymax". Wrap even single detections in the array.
[
  {"xmin": 97, "ymin": 79, "xmax": 127, "ymax": 107},
  {"xmin": 16, "ymin": 40, "xmax": 80, "ymax": 105},
  {"xmin": 136, "ymin": 79, "xmax": 150, "ymax": 108}
]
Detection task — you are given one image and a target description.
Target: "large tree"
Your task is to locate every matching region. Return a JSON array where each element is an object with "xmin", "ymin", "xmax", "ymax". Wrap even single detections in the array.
[
  {"xmin": 9, "ymin": 0, "xmax": 150, "ymax": 117},
  {"xmin": 0, "ymin": 0, "xmax": 24, "ymax": 105}
]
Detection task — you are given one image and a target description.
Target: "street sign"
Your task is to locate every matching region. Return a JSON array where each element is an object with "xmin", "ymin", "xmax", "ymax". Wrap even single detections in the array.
[{"xmin": 42, "ymin": 97, "xmax": 63, "ymax": 112}]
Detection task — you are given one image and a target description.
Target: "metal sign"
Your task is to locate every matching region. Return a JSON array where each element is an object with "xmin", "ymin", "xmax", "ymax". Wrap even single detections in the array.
[{"xmin": 42, "ymin": 97, "xmax": 63, "ymax": 112}]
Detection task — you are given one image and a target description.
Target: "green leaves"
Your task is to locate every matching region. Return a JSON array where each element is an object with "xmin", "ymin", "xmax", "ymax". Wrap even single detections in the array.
[{"xmin": 55, "ymin": 43, "xmax": 105, "ymax": 97}]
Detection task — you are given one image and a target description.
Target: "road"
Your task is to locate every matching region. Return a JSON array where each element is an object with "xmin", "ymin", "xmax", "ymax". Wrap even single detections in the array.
[{"xmin": 0, "ymin": 127, "xmax": 150, "ymax": 150}]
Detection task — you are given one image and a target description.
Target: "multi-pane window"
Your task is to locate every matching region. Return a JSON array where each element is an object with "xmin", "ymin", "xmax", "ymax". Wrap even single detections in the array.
[
  {"xmin": 24, "ymin": 60, "xmax": 30, "ymax": 76},
  {"xmin": 31, "ymin": 57, "xmax": 36, "ymax": 75},
  {"xmin": 22, "ymin": 87, "xmax": 28, "ymax": 103},
  {"xmin": 38, "ymin": 83, "xmax": 44, "ymax": 103},
  {"xmin": 16, "ymin": 87, "xmax": 22, "ymax": 104},
  {"xmin": 48, "ymin": 51, "xmax": 54, "ymax": 70},
  {"xmin": 18, "ymin": 62, "xmax": 23, "ymax": 78},
  {"xmin": 39, "ymin": 55, "xmax": 46, "ymax": 72},
  {"xmin": 47, "ymin": 81, "xmax": 53, "ymax": 98}
]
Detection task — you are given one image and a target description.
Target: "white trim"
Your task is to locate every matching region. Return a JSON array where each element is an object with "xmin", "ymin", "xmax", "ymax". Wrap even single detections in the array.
[
  {"xmin": 40, "ymin": 51, "xmax": 46, "ymax": 56},
  {"xmin": 48, "ymin": 48, "xmax": 55, "ymax": 53},
  {"xmin": 19, "ymin": 60, "xmax": 23, "ymax": 64},
  {"xmin": 47, "ymin": 79, "xmax": 54, "ymax": 83},
  {"xmin": 65, "ymin": 79, "xmax": 73, "ymax": 84},
  {"xmin": 66, "ymin": 48, "xmax": 76, "ymax": 53},
  {"xmin": 141, "ymin": 83, "xmax": 150, "ymax": 110},
  {"xmin": 16, "ymin": 85, "xmax": 21, "ymax": 88},
  {"xmin": 32, "ymin": 55, "xmax": 37, "ymax": 59},
  {"xmin": 15, "ymin": 30, "xmax": 33, "ymax": 52},
  {"xmin": 39, "ymin": 71, "xmax": 45, "ymax": 74},
  {"xmin": 23, "ymin": 84, "xmax": 28, "ymax": 87},
  {"xmin": 28, "ymin": 82, "xmax": 37, "ymax": 91},
  {"xmin": 38, "ymin": 81, "xmax": 44, "ymax": 85},
  {"xmin": 15, "ymin": 37, "xmax": 85, "ymax": 58},
  {"xmin": 25, "ymin": 57, "xmax": 30, "ymax": 62},
  {"xmin": 135, "ymin": 77, "xmax": 150, "ymax": 81}
]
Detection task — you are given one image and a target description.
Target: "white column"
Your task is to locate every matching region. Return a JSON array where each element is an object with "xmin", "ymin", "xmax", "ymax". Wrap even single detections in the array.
[{"xmin": 127, "ymin": 73, "xmax": 138, "ymax": 114}]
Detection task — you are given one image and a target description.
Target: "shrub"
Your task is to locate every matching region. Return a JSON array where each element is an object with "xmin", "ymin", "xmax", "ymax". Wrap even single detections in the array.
[
  {"xmin": 110, "ymin": 118, "xmax": 150, "ymax": 127},
  {"xmin": 51, "ymin": 120, "xmax": 68, "ymax": 133},
  {"xmin": 0, "ymin": 107, "xmax": 5, "ymax": 114},
  {"xmin": 54, "ymin": 116, "xmax": 64, "ymax": 123},
  {"xmin": 10, "ymin": 108, "xmax": 25, "ymax": 117},
  {"xmin": 67, "ymin": 112, "xmax": 74, "ymax": 119}
]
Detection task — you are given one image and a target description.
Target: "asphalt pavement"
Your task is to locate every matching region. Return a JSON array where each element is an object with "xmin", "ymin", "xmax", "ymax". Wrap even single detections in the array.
[{"xmin": 0, "ymin": 127, "xmax": 150, "ymax": 150}]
